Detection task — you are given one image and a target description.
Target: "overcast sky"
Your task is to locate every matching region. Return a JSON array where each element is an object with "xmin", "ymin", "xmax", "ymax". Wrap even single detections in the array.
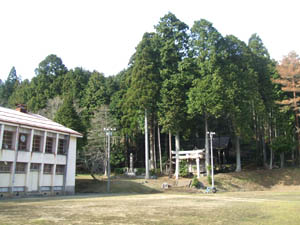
[{"xmin": 0, "ymin": 0, "xmax": 299, "ymax": 81}]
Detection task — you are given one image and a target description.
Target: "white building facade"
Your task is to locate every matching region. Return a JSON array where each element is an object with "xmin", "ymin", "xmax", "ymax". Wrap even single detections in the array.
[{"xmin": 0, "ymin": 106, "xmax": 82, "ymax": 197}]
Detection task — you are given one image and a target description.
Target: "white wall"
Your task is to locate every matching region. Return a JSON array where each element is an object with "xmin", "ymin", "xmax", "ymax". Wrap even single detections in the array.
[
  {"xmin": 54, "ymin": 175, "xmax": 64, "ymax": 186},
  {"xmin": 65, "ymin": 136, "xmax": 76, "ymax": 187},
  {"xmin": 14, "ymin": 174, "xmax": 26, "ymax": 186},
  {"xmin": 0, "ymin": 174, "xmax": 10, "ymax": 187},
  {"xmin": 42, "ymin": 174, "xmax": 52, "ymax": 186},
  {"xmin": 0, "ymin": 150, "xmax": 15, "ymax": 161}
]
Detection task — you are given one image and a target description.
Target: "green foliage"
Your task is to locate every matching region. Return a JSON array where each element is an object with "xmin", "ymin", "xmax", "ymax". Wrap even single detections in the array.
[
  {"xmin": 110, "ymin": 144, "xmax": 126, "ymax": 168},
  {"xmin": 114, "ymin": 168, "xmax": 125, "ymax": 175},
  {"xmin": 191, "ymin": 176, "xmax": 200, "ymax": 188},
  {"xmin": 83, "ymin": 71, "xmax": 107, "ymax": 114},
  {"xmin": 136, "ymin": 168, "xmax": 146, "ymax": 175},
  {"xmin": 179, "ymin": 161, "xmax": 189, "ymax": 177},
  {"xmin": 0, "ymin": 66, "xmax": 21, "ymax": 107},
  {"xmin": 2, "ymin": 12, "xmax": 295, "ymax": 175},
  {"xmin": 207, "ymin": 175, "xmax": 212, "ymax": 185},
  {"xmin": 271, "ymin": 135, "xmax": 295, "ymax": 154},
  {"xmin": 54, "ymin": 96, "xmax": 83, "ymax": 133}
]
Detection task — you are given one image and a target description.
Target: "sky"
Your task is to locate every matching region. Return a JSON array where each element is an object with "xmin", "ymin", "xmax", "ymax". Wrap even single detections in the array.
[{"xmin": 0, "ymin": 0, "xmax": 299, "ymax": 81}]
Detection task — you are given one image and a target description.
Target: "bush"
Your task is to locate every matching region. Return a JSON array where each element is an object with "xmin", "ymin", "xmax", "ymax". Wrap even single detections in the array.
[
  {"xmin": 150, "ymin": 169, "xmax": 162, "ymax": 176},
  {"xmin": 191, "ymin": 176, "xmax": 200, "ymax": 188},
  {"xmin": 207, "ymin": 175, "xmax": 212, "ymax": 185},
  {"xmin": 136, "ymin": 168, "xmax": 145, "ymax": 175},
  {"xmin": 114, "ymin": 168, "xmax": 125, "ymax": 175},
  {"xmin": 179, "ymin": 161, "xmax": 189, "ymax": 177}
]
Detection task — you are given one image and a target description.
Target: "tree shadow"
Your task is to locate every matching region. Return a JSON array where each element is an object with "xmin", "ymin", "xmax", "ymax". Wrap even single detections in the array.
[
  {"xmin": 228, "ymin": 168, "xmax": 300, "ymax": 188},
  {"xmin": 75, "ymin": 178, "xmax": 162, "ymax": 195}
]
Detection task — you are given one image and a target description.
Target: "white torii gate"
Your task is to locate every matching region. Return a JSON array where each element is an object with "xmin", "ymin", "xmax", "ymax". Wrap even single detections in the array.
[{"xmin": 171, "ymin": 149, "xmax": 205, "ymax": 179}]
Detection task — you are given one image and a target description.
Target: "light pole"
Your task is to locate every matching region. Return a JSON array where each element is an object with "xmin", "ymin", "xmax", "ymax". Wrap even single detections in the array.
[
  {"xmin": 207, "ymin": 131, "xmax": 215, "ymax": 189},
  {"xmin": 104, "ymin": 127, "xmax": 115, "ymax": 193}
]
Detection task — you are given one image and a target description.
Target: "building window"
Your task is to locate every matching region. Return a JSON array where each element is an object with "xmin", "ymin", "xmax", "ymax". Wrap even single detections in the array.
[
  {"xmin": 32, "ymin": 135, "xmax": 41, "ymax": 152},
  {"xmin": 30, "ymin": 163, "xmax": 40, "ymax": 171},
  {"xmin": 43, "ymin": 164, "xmax": 53, "ymax": 174},
  {"xmin": 15, "ymin": 163, "xmax": 27, "ymax": 174},
  {"xmin": 18, "ymin": 133, "xmax": 28, "ymax": 151},
  {"xmin": 2, "ymin": 131, "xmax": 13, "ymax": 150},
  {"xmin": 0, "ymin": 161, "xmax": 12, "ymax": 173},
  {"xmin": 45, "ymin": 137, "xmax": 53, "ymax": 153},
  {"xmin": 56, "ymin": 165, "xmax": 65, "ymax": 175},
  {"xmin": 57, "ymin": 139, "xmax": 66, "ymax": 155}
]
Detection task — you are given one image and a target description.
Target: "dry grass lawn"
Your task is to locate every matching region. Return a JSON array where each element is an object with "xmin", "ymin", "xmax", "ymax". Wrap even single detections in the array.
[
  {"xmin": 2, "ymin": 168, "xmax": 300, "ymax": 224},
  {"xmin": 1, "ymin": 191, "xmax": 300, "ymax": 225}
]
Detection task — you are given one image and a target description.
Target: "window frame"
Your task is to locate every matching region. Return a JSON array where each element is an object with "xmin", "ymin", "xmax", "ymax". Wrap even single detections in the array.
[
  {"xmin": 32, "ymin": 135, "xmax": 42, "ymax": 152},
  {"xmin": 43, "ymin": 164, "xmax": 53, "ymax": 174},
  {"xmin": 2, "ymin": 131, "xmax": 13, "ymax": 150},
  {"xmin": 45, "ymin": 136, "xmax": 54, "ymax": 154},
  {"xmin": 57, "ymin": 139, "xmax": 66, "ymax": 155},
  {"xmin": 0, "ymin": 161, "xmax": 12, "ymax": 173},
  {"xmin": 55, "ymin": 165, "xmax": 65, "ymax": 175},
  {"xmin": 18, "ymin": 133, "xmax": 28, "ymax": 151},
  {"xmin": 15, "ymin": 162, "xmax": 27, "ymax": 174},
  {"xmin": 30, "ymin": 163, "xmax": 40, "ymax": 171}
]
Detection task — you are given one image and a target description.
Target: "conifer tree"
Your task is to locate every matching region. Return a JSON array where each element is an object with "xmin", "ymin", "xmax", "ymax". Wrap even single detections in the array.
[{"xmin": 273, "ymin": 51, "xmax": 300, "ymax": 162}]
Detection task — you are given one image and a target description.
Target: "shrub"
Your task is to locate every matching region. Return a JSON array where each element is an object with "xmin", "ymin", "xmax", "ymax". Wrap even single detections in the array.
[
  {"xmin": 207, "ymin": 175, "xmax": 212, "ymax": 185},
  {"xmin": 150, "ymin": 169, "xmax": 161, "ymax": 176},
  {"xmin": 191, "ymin": 176, "xmax": 200, "ymax": 188},
  {"xmin": 179, "ymin": 161, "xmax": 189, "ymax": 177},
  {"xmin": 114, "ymin": 168, "xmax": 124, "ymax": 175},
  {"xmin": 136, "ymin": 168, "xmax": 145, "ymax": 175}
]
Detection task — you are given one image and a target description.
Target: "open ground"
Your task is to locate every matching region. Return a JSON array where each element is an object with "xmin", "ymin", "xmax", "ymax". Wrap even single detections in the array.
[
  {"xmin": 2, "ymin": 168, "xmax": 300, "ymax": 225},
  {"xmin": 1, "ymin": 191, "xmax": 300, "ymax": 225}
]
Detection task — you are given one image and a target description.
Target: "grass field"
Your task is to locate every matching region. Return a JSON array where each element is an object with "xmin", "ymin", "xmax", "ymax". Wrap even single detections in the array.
[
  {"xmin": 1, "ymin": 169, "xmax": 300, "ymax": 225},
  {"xmin": 1, "ymin": 191, "xmax": 300, "ymax": 225}
]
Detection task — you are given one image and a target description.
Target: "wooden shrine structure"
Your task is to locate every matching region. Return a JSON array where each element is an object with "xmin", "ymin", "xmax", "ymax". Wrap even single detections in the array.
[{"xmin": 171, "ymin": 149, "xmax": 205, "ymax": 179}]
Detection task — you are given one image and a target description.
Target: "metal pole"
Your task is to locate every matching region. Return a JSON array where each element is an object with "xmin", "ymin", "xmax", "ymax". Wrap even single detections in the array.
[
  {"xmin": 107, "ymin": 131, "xmax": 111, "ymax": 193},
  {"xmin": 209, "ymin": 132, "xmax": 215, "ymax": 188},
  {"xmin": 145, "ymin": 110, "xmax": 150, "ymax": 179},
  {"xmin": 104, "ymin": 128, "xmax": 115, "ymax": 193}
]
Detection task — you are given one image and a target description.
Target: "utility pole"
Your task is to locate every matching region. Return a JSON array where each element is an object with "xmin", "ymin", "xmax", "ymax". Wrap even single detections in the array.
[
  {"xmin": 145, "ymin": 109, "xmax": 150, "ymax": 179},
  {"xmin": 104, "ymin": 127, "xmax": 115, "ymax": 193},
  {"xmin": 207, "ymin": 131, "xmax": 215, "ymax": 188}
]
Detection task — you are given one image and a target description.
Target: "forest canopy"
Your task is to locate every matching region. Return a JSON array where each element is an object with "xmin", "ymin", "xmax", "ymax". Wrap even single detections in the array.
[{"xmin": 1, "ymin": 12, "xmax": 299, "ymax": 174}]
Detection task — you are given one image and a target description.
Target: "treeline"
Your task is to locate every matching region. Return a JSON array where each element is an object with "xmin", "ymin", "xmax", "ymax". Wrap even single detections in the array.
[{"xmin": 0, "ymin": 13, "xmax": 297, "ymax": 173}]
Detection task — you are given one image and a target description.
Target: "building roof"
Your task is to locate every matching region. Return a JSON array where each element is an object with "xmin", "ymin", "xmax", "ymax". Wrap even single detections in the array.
[{"xmin": 0, "ymin": 106, "xmax": 82, "ymax": 137}]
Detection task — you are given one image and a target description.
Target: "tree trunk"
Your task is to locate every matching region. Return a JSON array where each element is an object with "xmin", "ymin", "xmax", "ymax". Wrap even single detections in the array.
[
  {"xmin": 254, "ymin": 109, "xmax": 260, "ymax": 164},
  {"xmin": 168, "ymin": 131, "xmax": 172, "ymax": 177},
  {"xmin": 235, "ymin": 135, "xmax": 241, "ymax": 172},
  {"xmin": 153, "ymin": 124, "xmax": 157, "ymax": 169},
  {"xmin": 175, "ymin": 132, "xmax": 180, "ymax": 180},
  {"xmin": 262, "ymin": 129, "xmax": 267, "ymax": 167},
  {"xmin": 269, "ymin": 125, "xmax": 273, "ymax": 170},
  {"xmin": 292, "ymin": 136, "xmax": 295, "ymax": 166},
  {"xmin": 158, "ymin": 126, "xmax": 163, "ymax": 173},
  {"xmin": 280, "ymin": 152, "xmax": 284, "ymax": 168},
  {"xmin": 149, "ymin": 118, "xmax": 155, "ymax": 170},
  {"xmin": 145, "ymin": 110, "xmax": 149, "ymax": 179},
  {"xmin": 204, "ymin": 113, "xmax": 210, "ymax": 175}
]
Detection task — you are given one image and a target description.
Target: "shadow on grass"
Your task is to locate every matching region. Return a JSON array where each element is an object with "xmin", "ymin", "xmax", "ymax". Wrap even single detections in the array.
[
  {"xmin": 75, "ymin": 178, "xmax": 161, "ymax": 195},
  {"xmin": 227, "ymin": 168, "xmax": 300, "ymax": 189}
]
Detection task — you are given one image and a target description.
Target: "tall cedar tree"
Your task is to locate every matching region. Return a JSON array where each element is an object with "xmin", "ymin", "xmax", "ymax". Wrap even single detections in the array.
[
  {"xmin": 223, "ymin": 35, "xmax": 258, "ymax": 172},
  {"xmin": 248, "ymin": 34, "xmax": 276, "ymax": 166},
  {"xmin": 155, "ymin": 13, "xmax": 189, "ymax": 172},
  {"xmin": 123, "ymin": 32, "xmax": 161, "ymax": 170},
  {"xmin": 187, "ymin": 19, "xmax": 225, "ymax": 173},
  {"xmin": 1, "ymin": 66, "xmax": 20, "ymax": 107}
]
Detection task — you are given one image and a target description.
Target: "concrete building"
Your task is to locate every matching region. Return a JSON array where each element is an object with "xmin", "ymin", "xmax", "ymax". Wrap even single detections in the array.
[{"xmin": 0, "ymin": 105, "xmax": 82, "ymax": 197}]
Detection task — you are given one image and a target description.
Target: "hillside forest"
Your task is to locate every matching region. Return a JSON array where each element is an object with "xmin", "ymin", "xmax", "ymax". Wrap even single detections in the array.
[{"xmin": 1, "ymin": 13, "xmax": 300, "ymax": 176}]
